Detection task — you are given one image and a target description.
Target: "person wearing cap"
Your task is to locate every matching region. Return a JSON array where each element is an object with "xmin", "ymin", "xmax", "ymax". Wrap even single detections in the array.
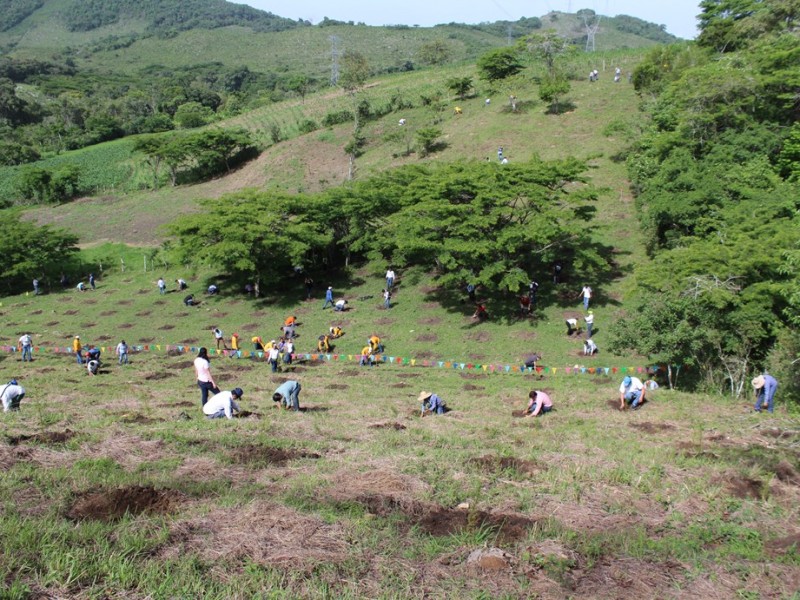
[
  {"xmin": 73, "ymin": 335, "xmax": 83, "ymax": 364},
  {"xmin": 419, "ymin": 391, "xmax": 446, "ymax": 416},
  {"xmin": 323, "ymin": 286, "xmax": 334, "ymax": 309},
  {"xmin": 317, "ymin": 334, "xmax": 331, "ymax": 353},
  {"xmin": 1, "ymin": 380, "xmax": 25, "ymax": 412},
  {"xmin": 18, "ymin": 333, "xmax": 33, "ymax": 362},
  {"xmin": 273, "ymin": 380, "xmax": 301, "ymax": 411},
  {"xmin": 203, "ymin": 388, "xmax": 243, "ymax": 419},
  {"xmin": 526, "ymin": 390, "xmax": 553, "ymax": 417},
  {"xmin": 584, "ymin": 311, "xmax": 594, "ymax": 338},
  {"xmin": 231, "ymin": 333, "xmax": 240, "ymax": 352},
  {"xmin": 619, "ymin": 375, "xmax": 646, "ymax": 410},
  {"xmin": 194, "ymin": 347, "xmax": 219, "ymax": 407},
  {"xmin": 752, "ymin": 373, "xmax": 778, "ymax": 413},
  {"xmin": 267, "ymin": 344, "xmax": 280, "ymax": 372}
]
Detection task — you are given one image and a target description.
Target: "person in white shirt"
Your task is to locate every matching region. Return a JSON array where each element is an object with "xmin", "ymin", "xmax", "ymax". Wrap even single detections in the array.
[
  {"xmin": 584, "ymin": 311, "xmax": 594, "ymax": 338},
  {"xmin": 1, "ymin": 380, "xmax": 25, "ymax": 412},
  {"xmin": 578, "ymin": 285, "xmax": 593, "ymax": 310},
  {"xmin": 565, "ymin": 318, "xmax": 579, "ymax": 336},
  {"xmin": 116, "ymin": 340, "xmax": 128, "ymax": 365},
  {"xmin": 619, "ymin": 376, "xmax": 646, "ymax": 410},
  {"xmin": 584, "ymin": 339, "xmax": 598, "ymax": 355},
  {"xmin": 203, "ymin": 388, "xmax": 243, "ymax": 419},
  {"xmin": 18, "ymin": 334, "xmax": 33, "ymax": 362},
  {"xmin": 268, "ymin": 345, "xmax": 280, "ymax": 373},
  {"xmin": 334, "ymin": 299, "xmax": 348, "ymax": 312},
  {"xmin": 385, "ymin": 268, "xmax": 396, "ymax": 290}
]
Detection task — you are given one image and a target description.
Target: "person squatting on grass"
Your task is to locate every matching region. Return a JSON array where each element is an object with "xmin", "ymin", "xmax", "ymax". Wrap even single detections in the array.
[
  {"xmin": 752, "ymin": 373, "xmax": 778, "ymax": 413},
  {"xmin": 194, "ymin": 347, "xmax": 219, "ymax": 407},
  {"xmin": 359, "ymin": 345, "xmax": 375, "ymax": 367},
  {"xmin": 1, "ymin": 380, "xmax": 25, "ymax": 412},
  {"xmin": 203, "ymin": 388, "xmax": 243, "ymax": 419},
  {"xmin": 526, "ymin": 390, "xmax": 553, "ymax": 417},
  {"xmin": 619, "ymin": 376, "xmax": 646, "ymax": 411},
  {"xmin": 273, "ymin": 380, "xmax": 301, "ymax": 411},
  {"xmin": 583, "ymin": 339, "xmax": 598, "ymax": 355},
  {"xmin": 419, "ymin": 391, "xmax": 446, "ymax": 416}
]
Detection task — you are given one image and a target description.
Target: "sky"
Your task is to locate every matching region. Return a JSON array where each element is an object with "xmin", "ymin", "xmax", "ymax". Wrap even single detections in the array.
[{"xmin": 242, "ymin": 0, "xmax": 702, "ymax": 40}]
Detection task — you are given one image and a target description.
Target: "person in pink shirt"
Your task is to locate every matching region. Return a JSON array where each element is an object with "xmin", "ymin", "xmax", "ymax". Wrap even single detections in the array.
[
  {"xmin": 525, "ymin": 390, "xmax": 553, "ymax": 417},
  {"xmin": 194, "ymin": 347, "xmax": 219, "ymax": 407}
]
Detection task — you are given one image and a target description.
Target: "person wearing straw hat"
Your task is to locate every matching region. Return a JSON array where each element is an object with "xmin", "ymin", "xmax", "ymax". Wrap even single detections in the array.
[
  {"xmin": 751, "ymin": 373, "xmax": 778, "ymax": 413},
  {"xmin": 419, "ymin": 391, "xmax": 446, "ymax": 416}
]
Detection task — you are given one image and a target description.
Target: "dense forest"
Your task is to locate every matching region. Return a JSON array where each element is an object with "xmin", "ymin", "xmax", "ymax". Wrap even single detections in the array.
[{"xmin": 609, "ymin": 0, "xmax": 800, "ymax": 399}]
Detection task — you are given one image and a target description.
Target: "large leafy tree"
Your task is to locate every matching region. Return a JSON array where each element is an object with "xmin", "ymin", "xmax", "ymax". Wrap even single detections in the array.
[
  {"xmin": 477, "ymin": 48, "xmax": 524, "ymax": 83},
  {"xmin": 166, "ymin": 190, "xmax": 331, "ymax": 296},
  {"xmin": 0, "ymin": 210, "xmax": 79, "ymax": 293}
]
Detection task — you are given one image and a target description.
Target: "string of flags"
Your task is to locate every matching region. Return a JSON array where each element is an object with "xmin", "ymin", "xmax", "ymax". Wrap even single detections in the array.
[{"xmin": 0, "ymin": 344, "xmax": 670, "ymax": 376}]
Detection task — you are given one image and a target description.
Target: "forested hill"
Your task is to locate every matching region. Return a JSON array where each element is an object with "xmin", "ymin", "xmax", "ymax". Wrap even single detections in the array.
[{"xmin": 0, "ymin": 0, "xmax": 306, "ymax": 36}]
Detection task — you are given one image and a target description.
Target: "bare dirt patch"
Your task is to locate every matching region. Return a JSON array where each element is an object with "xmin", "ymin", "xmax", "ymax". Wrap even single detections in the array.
[
  {"xmin": 138, "ymin": 337, "xmax": 155, "ymax": 343},
  {"xmin": 396, "ymin": 373, "xmax": 421, "ymax": 378},
  {"xmin": 390, "ymin": 382, "xmax": 408, "ymax": 388},
  {"xmin": 120, "ymin": 414, "xmax": 161, "ymax": 425},
  {"xmin": 629, "ymin": 422, "xmax": 675, "ymax": 434},
  {"xmin": 119, "ymin": 300, "xmax": 133, "ymax": 305},
  {"xmin": 414, "ymin": 351, "xmax": 438, "ymax": 359},
  {"xmin": 774, "ymin": 461, "xmax": 800, "ymax": 484},
  {"xmin": 251, "ymin": 311, "xmax": 267, "ymax": 317},
  {"xmin": 99, "ymin": 311, "xmax": 117, "ymax": 317},
  {"xmin": 228, "ymin": 445, "xmax": 321, "ymax": 466},
  {"xmin": 415, "ymin": 333, "xmax": 438, "ymax": 342},
  {"xmin": 136, "ymin": 311, "xmax": 152, "ymax": 317},
  {"xmin": 463, "ymin": 384, "xmax": 485, "ymax": 391},
  {"xmin": 30, "ymin": 309, "xmax": 43, "ymax": 315},
  {"xmin": 158, "ymin": 401, "xmax": 194, "ymax": 408},
  {"xmin": 368, "ymin": 422, "xmax": 407, "ymax": 430},
  {"xmin": 592, "ymin": 377, "xmax": 612, "ymax": 385},
  {"xmin": 118, "ymin": 323, "xmax": 133, "ymax": 329},
  {"xmin": 166, "ymin": 361, "xmax": 192, "ymax": 370},
  {"xmin": 158, "ymin": 324, "xmax": 175, "ymax": 330},
  {"xmin": 45, "ymin": 321, "xmax": 59, "ymax": 326},
  {"xmin": 174, "ymin": 312, "xmax": 189, "ymax": 317},
  {"xmin": 762, "ymin": 428, "xmax": 800, "ymax": 440},
  {"xmin": 143, "ymin": 372, "xmax": 175, "ymax": 381},
  {"xmin": 328, "ymin": 383, "xmax": 349, "ymax": 390},
  {"xmin": 460, "ymin": 373, "xmax": 487, "ymax": 380},
  {"xmin": 63, "ymin": 309, "xmax": 79, "ymax": 315},
  {"xmin": 766, "ymin": 533, "xmax": 800, "ymax": 555},
  {"xmin": 95, "ymin": 335, "xmax": 111, "ymax": 342},
  {"xmin": 6, "ymin": 429, "xmax": 75, "ymax": 446},
  {"xmin": 724, "ymin": 474, "xmax": 764, "ymax": 499},
  {"xmin": 66, "ymin": 486, "xmax": 182, "ymax": 522},
  {"xmin": 374, "ymin": 317, "xmax": 395, "ymax": 326},
  {"xmin": 337, "ymin": 370, "xmax": 361, "ymax": 378},
  {"xmin": 417, "ymin": 316, "xmax": 442, "ymax": 325},
  {"xmin": 465, "ymin": 331, "xmax": 492, "ymax": 342},
  {"xmin": 469, "ymin": 455, "xmax": 542, "ymax": 476},
  {"xmin": 220, "ymin": 363, "xmax": 254, "ymax": 372}
]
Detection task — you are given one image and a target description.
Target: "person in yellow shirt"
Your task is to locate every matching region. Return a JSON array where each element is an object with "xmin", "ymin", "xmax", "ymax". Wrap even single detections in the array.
[
  {"xmin": 368, "ymin": 335, "xmax": 384, "ymax": 354},
  {"xmin": 231, "ymin": 333, "xmax": 240, "ymax": 351},
  {"xmin": 73, "ymin": 335, "xmax": 83, "ymax": 364},
  {"xmin": 329, "ymin": 326, "xmax": 344, "ymax": 338},
  {"xmin": 359, "ymin": 345, "xmax": 374, "ymax": 367},
  {"xmin": 317, "ymin": 334, "xmax": 331, "ymax": 353},
  {"xmin": 251, "ymin": 336, "xmax": 264, "ymax": 351}
]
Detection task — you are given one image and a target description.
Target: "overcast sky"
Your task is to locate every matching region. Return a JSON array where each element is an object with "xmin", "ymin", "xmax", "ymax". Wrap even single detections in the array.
[{"xmin": 242, "ymin": 0, "xmax": 702, "ymax": 39}]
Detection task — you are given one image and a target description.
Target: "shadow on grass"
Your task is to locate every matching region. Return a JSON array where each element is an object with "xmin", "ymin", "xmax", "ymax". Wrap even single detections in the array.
[{"xmin": 545, "ymin": 100, "xmax": 577, "ymax": 115}]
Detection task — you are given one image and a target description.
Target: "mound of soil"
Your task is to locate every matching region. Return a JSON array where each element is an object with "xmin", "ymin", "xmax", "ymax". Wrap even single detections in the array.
[
  {"xmin": 762, "ymin": 428, "xmax": 800, "ymax": 440},
  {"xmin": 157, "ymin": 401, "xmax": 194, "ymax": 408},
  {"xmin": 414, "ymin": 351, "xmax": 437, "ymax": 359},
  {"xmin": 7, "ymin": 429, "xmax": 75, "ymax": 446},
  {"xmin": 271, "ymin": 376, "xmax": 290, "ymax": 384},
  {"xmin": 166, "ymin": 361, "xmax": 192, "ymax": 370},
  {"xmin": 460, "ymin": 373, "xmax": 487, "ymax": 380},
  {"xmin": 415, "ymin": 334, "xmax": 438, "ymax": 342},
  {"xmin": 356, "ymin": 494, "xmax": 535, "ymax": 542},
  {"xmin": 45, "ymin": 321, "xmax": 59, "ymax": 326},
  {"xmin": 180, "ymin": 338, "xmax": 199, "ymax": 344},
  {"xmin": 592, "ymin": 377, "xmax": 612, "ymax": 385},
  {"xmin": 121, "ymin": 414, "xmax": 161, "ymax": 425},
  {"xmin": 774, "ymin": 461, "xmax": 800, "ymax": 484},
  {"xmin": 417, "ymin": 316, "xmax": 442, "ymax": 325},
  {"xmin": 99, "ymin": 311, "xmax": 117, "ymax": 317},
  {"xmin": 66, "ymin": 486, "xmax": 182, "ymax": 522},
  {"xmin": 144, "ymin": 372, "xmax": 175, "ymax": 380},
  {"xmin": 368, "ymin": 422, "xmax": 407, "ymax": 430},
  {"xmin": 726, "ymin": 475, "xmax": 764, "ymax": 499},
  {"xmin": 229, "ymin": 445, "xmax": 320, "ymax": 466},
  {"xmin": 138, "ymin": 337, "xmax": 155, "ymax": 343},
  {"xmin": 80, "ymin": 322, "xmax": 96, "ymax": 328},
  {"xmin": 396, "ymin": 373, "xmax": 421, "ymax": 378},
  {"xmin": 95, "ymin": 335, "xmax": 112, "ymax": 342},
  {"xmin": 328, "ymin": 384, "xmax": 349, "ymax": 390},
  {"xmin": 136, "ymin": 289, "xmax": 150, "ymax": 295},
  {"xmin": 766, "ymin": 533, "xmax": 800, "ymax": 555},
  {"xmin": 629, "ymin": 422, "xmax": 674, "ymax": 434},
  {"xmin": 136, "ymin": 311, "xmax": 152, "ymax": 317},
  {"xmin": 30, "ymin": 309, "xmax": 43, "ymax": 315},
  {"xmin": 235, "ymin": 411, "xmax": 261, "ymax": 419},
  {"xmin": 222, "ymin": 364, "xmax": 253, "ymax": 372},
  {"xmin": 338, "ymin": 370, "xmax": 361, "ymax": 378},
  {"xmin": 463, "ymin": 384, "xmax": 485, "ymax": 391},
  {"xmin": 118, "ymin": 323, "xmax": 133, "ymax": 329},
  {"xmin": 469, "ymin": 455, "xmax": 542, "ymax": 476},
  {"xmin": 158, "ymin": 324, "xmax": 175, "ymax": 330},
  {"xmin": 119, "ymin": 300, "xmax": 133, "ymax": 305},
  {"xmin": 391, "ymin": 382, "xmax": 408, "ymax": 388},
  {"xmin": 465, "ymin": 331, "xmax": 492, "ymax": 342},
  {"xmin": 174, "ymin": 312, "xmax": 189, "ymax": 318},
  {"xmin": 63, "ymin": 309, "xmax": 79, "ymax": 315}
]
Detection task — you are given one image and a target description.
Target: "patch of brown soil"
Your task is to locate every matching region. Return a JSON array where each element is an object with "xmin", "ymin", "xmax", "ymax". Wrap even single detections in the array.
[
  {"xmin": 80, "ymin": 321, "xmax": 96, "ymax": 328},
  {"xmin": 468, "ymin": 353, "xmax": 486, "ymax": 360},
  {"xmin": 143, "ymin": 371, "xmax": 175, "ymax": 380},
  {"xmin": 6, "ymin": 429, "xmax": 75, "ymax": 446},
  {"xmin": 136, "ymin": 289, "xmax": 150, "ymax": 295},
  {"xmin": 725, "ymin": 474, "xmax": 764, "ymax": 499},
  {"xmin": 762, "ymin": 428, "xmax": 800, "ymax": 440},
  {"xmin": 121, "ymin": 414, "xmax": 161, "ymax": 425},
  {"xmin": 391, "ymin": 382, "xmax": 408, "ymax": 388},
  {"xmin": 138, "ymin": 337, "xmax": 155, "ymax": 343},
  {"xmin": 221, "ymin": 363, "xmax": 253, "ymax": 372},
  {"xmin": 328, "ymin": 383, "xmax": 349, "ymax": 390},
  {"xmin": 118, "ymin": 323, "xmax": 133, "ymax": 329},
  {"xmin": 465, "ymin": 331, "xmax": 491, "ymax": 342},
  {"xmin": 99, "ymin": 311, "xmax": 117, "ymax": 317},
  {"xmin": 396, "ymin": 373, "xmax": 421, "ymax": 378},
  {"xmin": 357, "ymin": 494, "xmax": 536, "ymax": 542},
  {"xmin": 158, "ymin": 401, "xmax": 194, "ymax": 408},
  {"xmin": 766, "ymin": 533, "xmax": 800, "ymax": 555},
  {"xmin": 374, "ymin": 317, "xmax": 395, "ymax": 326},
  {"xmin": 414, "ymin": 351, "xmax": 437, "ymax": 359},
  {"xmin": 469, "ymin": 455, "xmax": 542, "ymax": 476},
  {"xmin": 250, "ymin": 311, "xmax": 267, "ymax": 317},
  {"xmin": 417, "ymin": 316, "xmax": 442, "ymax": 325},
  {"xmin": 136, "ymin": 311, "xmax": 152, "ymax": 317},
  {"xmin": 629, "ymin": 422, "xmax": 675, "ymax": 434},
  {"xmin": 158, "ymin": 324, "xmax": 175, "ymax": 330},
  {"xmin": 338, "ymin": 370, "xmax": 361, "ymax": 378},
  {"xmin": 368, "ymin": 422, "xmax": 407, "ymax": 430},
  {"xmin": 45, "ymin": 321, "xmax": 59, "ymax": 326},
  {"xmin": 415, "ymin": 333, "xmax": 438, "ymax": 342},
  {"xmin": 180, "ymin": 338, "xmax": 199, "ymax": 344},
  {"xmin": 271, "ymin": 376, "xmax": 290, "ymax": 384},
  {"xmin": 119, "ymin": 300, "xmax": 133, "ymax": 305},
  {"xmin": 30, "ymin": 309, "xmax": 43, "ymax": 315},
  {"xmin": 592, "ymin": 377, "xmax": 612, "ymax": 385},
  {"xmin": 166, "ymin": 361, "xmax": 192, "ymax": 370},
  {"xmin": 95, "ymin": 335, "xmax": 111, "ymax": 342},
  {"xmin": 228, "ymin": 445, "xmax": 320, "ymax": 466},
  {"xmin": 570, "ymin": 557, "xmax": 686, "ymax": 599},
  {"xmin": 63, "ymin": 309, "xmax": 79, "ymax": 315},
  {"xmin": 463, "ymin": 384, "xmax": 485, "ymax": 391},
  {"xmin": 174, "ymin": 312, "xmax": 189, "ymax": 317},
  {"xmin": 511, "ymin": 410, "xmax": 528, "ymax": 418},
  {"xmin": 460, "ymin": 373, "xmax": 487, "ymax": 380},
  {"xmin": 606, "ymin": 399, "xmax": 622, "ymax": 411},
  {"xmin": 774, "ymin": 461, "xmax": 800, "ymax": 484},
  {"xmin": 66, "ymin": 486, "xmax": 182, "ymax": 522}
]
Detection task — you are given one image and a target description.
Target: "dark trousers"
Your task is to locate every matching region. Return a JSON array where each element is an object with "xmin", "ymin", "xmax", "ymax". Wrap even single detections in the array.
[{"xmin": 198, "ymin": 381, "xmax": 219, "ymax": 406}]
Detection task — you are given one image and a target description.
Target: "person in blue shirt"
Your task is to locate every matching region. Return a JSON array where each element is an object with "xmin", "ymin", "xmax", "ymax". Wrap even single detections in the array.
[
  {"xmin": 752, "ymin": 373, "xmax": 778, "ymax": 413},
  {"xmin": 323, "ymin": 286, "xmax": 334, "ymax": 309},
  {"xmin": 273, "ymin": 380, "xmax": 302, "ymax": 411},
  {"xmin": 419, "ymin": 391, "xmax": 446, "ymax": 416}
]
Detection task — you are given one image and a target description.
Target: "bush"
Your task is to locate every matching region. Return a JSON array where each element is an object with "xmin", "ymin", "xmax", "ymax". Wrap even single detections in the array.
[
  {"xmin": 322, "ymin": 110, "xmax": 353, "ymax": 127},
  {"xmin": 297, "ymin": 119, "xmax": 319, "ymax": 134}
]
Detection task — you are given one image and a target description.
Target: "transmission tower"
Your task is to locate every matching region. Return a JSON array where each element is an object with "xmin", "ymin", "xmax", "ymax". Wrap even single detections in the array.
[
  {"xmin": 329, "ymin": 35, "xmax": 340, "ymax": 86},
  {"xmin": 584, "ymin": 14, "xmax": 602, "ymax": 52}
]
